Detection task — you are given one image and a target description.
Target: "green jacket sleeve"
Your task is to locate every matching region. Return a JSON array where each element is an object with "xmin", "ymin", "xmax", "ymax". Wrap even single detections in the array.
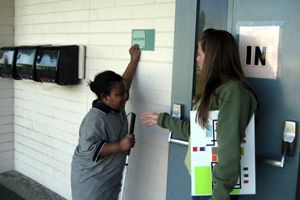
[
  {"xmin": 211, "ymin": 82, "xmax": 257, "ymax": 200},
  {"xmin": 157, "ymin": 112, "xmax": 190, "ymax": 141}
]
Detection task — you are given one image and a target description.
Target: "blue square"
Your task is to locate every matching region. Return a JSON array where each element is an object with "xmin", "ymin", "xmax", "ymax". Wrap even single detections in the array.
[{"xmin": 206, "ymin": 125, "xmax": 213, "ymax": 137}]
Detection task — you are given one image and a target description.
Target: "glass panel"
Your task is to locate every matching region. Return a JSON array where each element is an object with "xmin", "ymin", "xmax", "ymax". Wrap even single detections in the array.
[
  {"xmin": 193, "ymin": 0, "xmax": 228, "ymax": 96},
  {"xmin": 16, "ymin": 48, "xmax": 37, "ymax": 68},
  {"xmin": 36, "ymin": 49, "xmax": 60, "ymax": 70},
  {"xmin": 0, "ymin": 49, "xmax": 14, "ymax": 68}
]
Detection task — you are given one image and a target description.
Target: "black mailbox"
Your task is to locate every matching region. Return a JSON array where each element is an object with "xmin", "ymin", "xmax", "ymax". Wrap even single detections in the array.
[
  {"xmin": 0, "ymin": 47, "xmax": 17, "ymax": 78},
  {"xmin": 36, "ymin": 45, "xmax": 84, "ymax": 85},
  {"xmin": 16, "ymin": 46, "xmax": 38, "ymax": 80}
]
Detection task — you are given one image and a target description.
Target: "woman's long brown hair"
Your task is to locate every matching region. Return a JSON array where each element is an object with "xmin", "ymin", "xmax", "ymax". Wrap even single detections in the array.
[{"xmin": 193, "ymin": 28, "xmax": 259, "ymax": 128}]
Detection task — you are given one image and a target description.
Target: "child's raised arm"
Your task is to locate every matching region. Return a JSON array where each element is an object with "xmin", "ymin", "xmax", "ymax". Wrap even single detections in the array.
[{"xmin": 122, "ymin": 44, "xmax": 141, "ymax": 90}]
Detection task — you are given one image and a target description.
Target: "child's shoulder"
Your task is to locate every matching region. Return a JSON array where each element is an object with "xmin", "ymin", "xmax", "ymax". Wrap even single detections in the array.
[{"xmin": 82, "ymin": 108, "xmax": 107, "ymax": 125}]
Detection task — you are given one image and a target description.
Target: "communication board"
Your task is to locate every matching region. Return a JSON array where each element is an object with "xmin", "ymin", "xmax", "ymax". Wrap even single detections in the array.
[{"xmin": 190, "ymin": 111, "xmax": 255, "ymax": 196}]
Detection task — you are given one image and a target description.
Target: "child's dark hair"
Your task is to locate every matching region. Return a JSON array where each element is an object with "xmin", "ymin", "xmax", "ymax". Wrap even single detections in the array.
[{"xmin": 89, "ymin": 70, "xmax": 124, "ymax": 100}]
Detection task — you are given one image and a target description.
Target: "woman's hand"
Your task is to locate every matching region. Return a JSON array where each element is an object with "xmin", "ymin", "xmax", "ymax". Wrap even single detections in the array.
[
  {"xmin": 140, "ymin": 112, "xmax": 159, "ymax": 127},
  {"xmin": 119, "ymin": 134, "xmax": 135, "ymax": 151},
  {"xmin": 129, "ymin": 44, "xmax": 141, "ymax": 65}
]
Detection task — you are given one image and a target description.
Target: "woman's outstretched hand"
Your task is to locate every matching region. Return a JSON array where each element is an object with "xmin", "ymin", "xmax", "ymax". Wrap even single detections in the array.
[{"xmin": 140, "ymin": 112, "xmax": 159, "ymax": 127}]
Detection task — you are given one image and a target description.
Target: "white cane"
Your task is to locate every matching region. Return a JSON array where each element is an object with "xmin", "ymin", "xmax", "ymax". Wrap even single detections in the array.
[{"xmin": 120, "ymin": 113, "xmax": 136, "ymax": 200}]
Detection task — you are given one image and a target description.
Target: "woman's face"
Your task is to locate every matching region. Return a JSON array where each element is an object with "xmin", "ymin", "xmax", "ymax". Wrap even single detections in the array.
[
  {"xmin": 102, "ymin": 81, "xmax": 128, "ymax": 111},
  {"xmin": 196, "ymin": 42, "xmax": 205, "ymax": 70}
]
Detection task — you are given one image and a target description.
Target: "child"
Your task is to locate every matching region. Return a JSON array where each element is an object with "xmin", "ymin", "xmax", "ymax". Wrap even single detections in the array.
[
  {"xmin": 141, "ymin": 29, "xmax": 258, "ymax": 200},
  {"xmin": 71, "ymin": 45, "xmax": 141, "ymax": 200}
]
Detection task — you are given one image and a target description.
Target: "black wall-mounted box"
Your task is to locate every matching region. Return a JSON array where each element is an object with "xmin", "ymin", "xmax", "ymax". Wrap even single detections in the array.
[
  {"xmin": 36, "ymin": 45, "xmax": 85, "ymax": 85},
  {"xmin": 0, "ymin": 47, "xmax": 17, "ymax": 78},
  {"xmin": 1, "ymin": 45, "xmax": 85, "ymax": 85}
]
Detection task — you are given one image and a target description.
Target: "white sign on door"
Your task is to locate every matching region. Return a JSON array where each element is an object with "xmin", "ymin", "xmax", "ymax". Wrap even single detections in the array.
[{"xmin": 239, "ymin": 26, "xmax": 280, "ymax": 79}]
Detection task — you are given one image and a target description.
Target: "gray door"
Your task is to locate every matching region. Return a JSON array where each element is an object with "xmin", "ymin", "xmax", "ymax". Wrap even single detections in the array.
[{"xmin": 167, "ymin": 0, "xmax": 300, "ymax": 199}]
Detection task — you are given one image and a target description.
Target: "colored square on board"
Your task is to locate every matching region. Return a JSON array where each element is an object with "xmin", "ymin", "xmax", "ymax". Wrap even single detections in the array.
[
  {"xmin": 193, "ymin": 147, "xmax": 198, "ymax": 152},
  {"xmin": 244, "ymin": 180, "xmax": 249, "ymax": 184},
  {"xmin": 206, "ymin": 125, "xmax": 213, "ymax": 137},
  {"xmin": 212, "ymin": 147, "xmax": 218, "ymax": 155},
  {"xmin": 243, "ymin": 140, "xmax": 247, "ymax": 143},
  {"xmin": 212, "ymin": 155, "xmax": 218, "ymax": 162},
  {"xmin": 195, "ymin": 166, "xmax": 212, "ymax": 195},
  {"xmin": 214, "ymin": 121, "xmax": 218, "ymax": 131},
  {"xmin": 241, "ymin": 147, "xmax": 245, "ymax": 155},
  {"xmin": 243, "ymin": 167, "xmax": 248, "ymax": 171},
  {"xmin": 244, "ymin": 174, "xmax": 249, "ymax": 178},
  {"xmin": 200, "ymin": 147, "xmax": 205, "ymax": 151},
  {"xmin": 230, "ymin": 189, "xmax": 241, "ymax": 194},
  {"xmin": 213, "ymin": 120, "xmax": 218, "ymax": 140}
]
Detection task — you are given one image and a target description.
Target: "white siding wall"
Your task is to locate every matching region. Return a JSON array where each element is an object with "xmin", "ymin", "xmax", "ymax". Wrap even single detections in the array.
[
  {"xmin": 0, "ymin": 0, "xmax": 14, "ymax": 173},
  {"xmin": 14, "ymin": 0, "xmax": 175, "ymax": 199}
]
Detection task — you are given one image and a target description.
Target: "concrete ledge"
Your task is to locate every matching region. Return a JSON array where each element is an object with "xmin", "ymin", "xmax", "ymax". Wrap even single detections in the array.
[{"xmin": 0, "ymin": 171, "xmax": 65, "ymax": 200}]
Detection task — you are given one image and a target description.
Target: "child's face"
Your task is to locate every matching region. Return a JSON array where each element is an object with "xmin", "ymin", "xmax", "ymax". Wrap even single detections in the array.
[{"xmin": 103, "ymin": 81, "xmax": 128, "ymax": 111}]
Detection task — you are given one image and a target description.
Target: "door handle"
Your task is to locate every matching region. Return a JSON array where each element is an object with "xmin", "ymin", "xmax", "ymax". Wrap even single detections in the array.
[
  {"xmin": 168, "ymin": 131, "xmax": 189, "ymax": 146},
  {"xmin": 167, "ymin": 103, "xmax": 189, "ymax": 146},
  {"xmin": 257, "ymin": 121, "xmax": 297, "ymax": 168}
]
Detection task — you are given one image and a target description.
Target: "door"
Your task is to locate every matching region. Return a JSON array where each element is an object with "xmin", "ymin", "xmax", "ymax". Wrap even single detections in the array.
[{"xmin": 167, "ymin": 0, "xmax": 300, "ymax": 199}]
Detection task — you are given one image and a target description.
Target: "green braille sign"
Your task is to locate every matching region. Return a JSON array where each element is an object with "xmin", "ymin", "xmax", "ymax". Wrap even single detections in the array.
[{"xmin": 132, "ymin": 29, "xmax": 155, "ymax": 51}]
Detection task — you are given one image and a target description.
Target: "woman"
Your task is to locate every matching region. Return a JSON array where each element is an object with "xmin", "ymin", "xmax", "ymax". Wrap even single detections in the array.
[{"xmin": 141, "ymin": 29, "xmax": 258, "ymax": 200}]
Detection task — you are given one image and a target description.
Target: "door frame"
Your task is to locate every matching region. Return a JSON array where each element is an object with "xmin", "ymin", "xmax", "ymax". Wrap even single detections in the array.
[{"xmin": 166, "ymin": 0, "xmax": 199, "ymax": 199}]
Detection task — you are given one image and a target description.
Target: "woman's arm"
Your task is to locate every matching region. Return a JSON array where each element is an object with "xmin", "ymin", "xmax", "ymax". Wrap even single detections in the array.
[{"xmin": 141, "ymin": 112, "xmax": 190, "ymax": 141}]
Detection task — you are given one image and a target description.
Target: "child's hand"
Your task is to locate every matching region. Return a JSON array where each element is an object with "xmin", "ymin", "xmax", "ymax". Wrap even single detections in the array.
[
  {"xmin": 119, "ymin": 134, "xmax": 135, "ymax": 151},
  {"xmin": 140, "ymin": 112, "xmax": 159, "ymax": 127},
  {"xmin": 129, "ymin": 44, "xmax": 141, "ymax": 65}
]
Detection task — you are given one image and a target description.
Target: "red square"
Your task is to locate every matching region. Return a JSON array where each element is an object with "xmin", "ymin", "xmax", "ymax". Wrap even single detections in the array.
[
  {"xmin": 212, "ymin": 155, "xmax": 218, "ymax": 162},
  {"xmin": 243, "ymin": 140, "xmax": 246, "ymax": 143},
  {"xmin": 193, "ymin": 147, "xmax": 198, "ymax": 152},
  {"xmin": 244, "ymin": 180, "xmax": 249, "ymax": 184}
]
